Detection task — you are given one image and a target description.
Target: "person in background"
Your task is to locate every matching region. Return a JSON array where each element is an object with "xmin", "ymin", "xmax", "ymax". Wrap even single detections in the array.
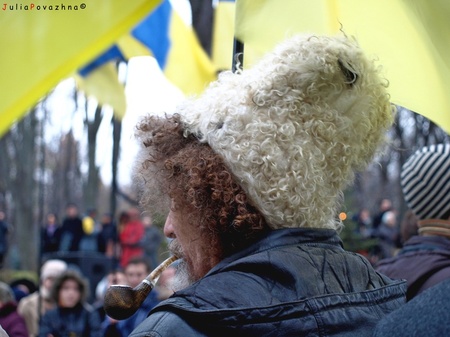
[
  {"xmin": 97, "ymin": 212, "xmax": 118, "ymax": 258},
  {"xmin": 102, "ymin": 257, "xmax": 160, "ymax": 337},
  {"xmin": 18, "ymin": 259, "xmax": 67, "ymax": 337},
  {"xmin": 129, "ymin": 34, "xmax": 405, "ymax": 336},
  {"xmin": 0, "ymin": 281, "xmax": 28, "ymax": 337},
  {"xmin": 116, "ymin": 211, "xmax": 130, "ymax": 236},
  {"xmin": 9, "ymin": 278, "xmax": 37, "ymax": 303},
  {"xmin": 39, "ymin": 269, "xmax": 102, "ymax": 337},
  {"xmin": 373, "ymin": 278, "xmax": 450, "ymax": 336},
  {"xmin": 118, "ymin": 208, "xmax": 144, "ymax": 268},
  {"xmin": 353, "ymin": 208, "xmax": 372, "ymax": 238},
  {"xmin": 375, "ymin": 210, "xmax": 401, "ymax": 259},
  {"xmin": 140, "ymin": 215, "xmax": 163, "ymax": 270},
  {"xmin": 59, "ymin": 203, "xmax": 84, "ymax": 252},
  {"xmin": 399, "ymin": 209, "xmax": 419, "ymax": 244},
  {"xmin": 376, "ymin": 144, "xmax": 450, "ymax": 300},
  {"xmin": 41, "ymin": 212, "xmax": 62, "ymax": 256},
  {"xmin": 0, "ymin": 211, "xmax": 10, "ymax": 268},
  {"xmin": 80, "ymin": 208, "xmax": 99, "ymax": 252},
  {"xmin": 372, "ymin": 198, "xmax": 393, "ymax": 232}
]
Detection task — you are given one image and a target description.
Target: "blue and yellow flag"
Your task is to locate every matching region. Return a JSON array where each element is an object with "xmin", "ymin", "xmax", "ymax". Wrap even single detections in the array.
[
  {"xmin": 138, "ymin": 0, "xmax": 216, "ymax": 95},
  {"xmin": 235, "ymin": 0, "xmax": 450, "ymax": 134},
  {"xmin": 0, "ymin": 0, "xmax": 162, "ymax": 137},
  {"xmin": 78, "ymin": 0, "xmax": 217, "ymax": 114}
]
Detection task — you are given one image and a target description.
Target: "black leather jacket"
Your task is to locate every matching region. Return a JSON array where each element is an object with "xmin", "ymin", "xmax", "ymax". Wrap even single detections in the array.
[{"xmin": 131, "ymin": 228, "xmax": 406, "ymax": 337}]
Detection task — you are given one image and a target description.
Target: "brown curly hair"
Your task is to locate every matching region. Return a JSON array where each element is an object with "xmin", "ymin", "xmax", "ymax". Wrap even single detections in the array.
[{"xmin": 134, "ymin": 114, "xmax": 269, "ymax": 259}]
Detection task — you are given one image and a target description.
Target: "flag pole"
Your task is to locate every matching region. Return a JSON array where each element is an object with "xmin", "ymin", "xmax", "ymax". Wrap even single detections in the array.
[{"xmin": 232, "ymin": 38, "xmax": 244, "ymax": 73}]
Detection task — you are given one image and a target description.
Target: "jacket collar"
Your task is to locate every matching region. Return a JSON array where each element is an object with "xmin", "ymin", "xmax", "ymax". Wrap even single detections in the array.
[{"xmin": 208, "ymin": 228, "xmax": 342, "ymax": 276}]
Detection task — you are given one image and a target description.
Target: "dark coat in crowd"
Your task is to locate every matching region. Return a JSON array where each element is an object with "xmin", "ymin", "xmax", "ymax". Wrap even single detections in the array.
[
  {"xmin": 60, "ymin": 217, "xmax": 84, "ymax": 252},
  {"xmin": 97, "ymin": 222, "xmax": 117, "ymax": 254},
  {"xmin": 0, "ymin": 301, "xmax": 28, "ymax": 337},
  {"xmin": 376, "ymin": 235, "xmax": 450, "ymax": 300},
  {"xmin": 41, "ymin": 225, "xmax": 63, "ymax": 254},
  {"xmin": 39, "ymin": 303, "xmax": 101, "ymax": 337}
]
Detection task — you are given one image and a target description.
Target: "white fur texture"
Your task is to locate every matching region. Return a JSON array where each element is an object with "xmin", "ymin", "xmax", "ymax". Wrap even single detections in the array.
[{"xmin": 178, "ymin": 34, "xmax": 395, "ymax": 231}]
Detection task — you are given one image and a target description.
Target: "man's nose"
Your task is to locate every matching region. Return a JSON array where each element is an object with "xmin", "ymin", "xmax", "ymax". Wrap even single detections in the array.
[{"xmin": 164, "ymin": 211, "xmax": 175, "ymax": 238}]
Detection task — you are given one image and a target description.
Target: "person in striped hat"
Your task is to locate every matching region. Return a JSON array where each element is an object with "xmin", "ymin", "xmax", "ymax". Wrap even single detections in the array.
[{"xmin": 376, "ymin": 143, "xmax": 450, "ymax": 300}]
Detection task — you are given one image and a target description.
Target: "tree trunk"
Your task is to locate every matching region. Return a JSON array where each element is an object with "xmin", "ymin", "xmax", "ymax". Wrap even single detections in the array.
[
  {"xmin": 84, "ymin": 104, "xmax": 102, "ymax": 211},
  {"xmin": 110, "ymin": 116, "xmax": 122, "ymax": 217}
]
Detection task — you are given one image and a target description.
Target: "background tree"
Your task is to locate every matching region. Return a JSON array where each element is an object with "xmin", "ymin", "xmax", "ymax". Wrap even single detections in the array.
[
  {"xmin": 83, "ymin": 100, "xmax": 102, "ymax": 212},
  {"xmin": 0, "ymin": 108, "xmax": 39, "ymax": 270},
  {"xmin": 348, "ymin": 106, "xmax": 450, "ymax": 222},
  {"xmin": 48, "ymin": 130, "xmax": 83, "ymax": 219}
]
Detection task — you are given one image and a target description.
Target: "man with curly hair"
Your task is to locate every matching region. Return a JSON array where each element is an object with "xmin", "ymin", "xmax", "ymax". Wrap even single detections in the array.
[{"xmin": 130, "ymin": 34, "xmax": 406, "ymax": 336}]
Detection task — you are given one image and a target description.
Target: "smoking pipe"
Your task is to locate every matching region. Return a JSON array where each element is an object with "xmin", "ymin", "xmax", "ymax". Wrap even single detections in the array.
[{"xmin": 104, "ymin": 255, "xmax": 178, "ymax": 320}]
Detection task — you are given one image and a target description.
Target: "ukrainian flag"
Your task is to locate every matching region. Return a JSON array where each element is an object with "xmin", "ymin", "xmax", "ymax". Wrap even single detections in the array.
[
  {"xmin": 78, "ymin": 0, "xmax": 217, "ymax": 115},
  {"xmin": 0, "ymin": 0, "xmax": 162, "ymax": 137},
  {"xmin": 234, "ymin": 0, "xmax": 450, "ymax": 134}
]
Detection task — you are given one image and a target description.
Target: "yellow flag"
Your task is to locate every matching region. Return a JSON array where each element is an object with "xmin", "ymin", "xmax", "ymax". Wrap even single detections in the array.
[
  {"xmin": 0, "ymin": 0, "xmax": 162, "ymax": 137},
  {"xmin": 212, "ymin": 0, "xmax": 236, "ymax": 71},
  {"xmin": 164, "ymin": 9, "xmax": 217, "ymax": 95},
  {"xmin": 235, "ymin": 0, "xmax": 450, "ymax": 134},
  {"xmin": 75, "ymin": 62, "xmax": 127, "ymax": 119}
]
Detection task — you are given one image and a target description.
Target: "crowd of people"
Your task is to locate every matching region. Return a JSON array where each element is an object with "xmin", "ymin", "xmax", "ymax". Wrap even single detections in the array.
[
  {"xmin": 0, "ymin": 254, "xmax": 175, "ymax": 336},
  {"xmin": 0, "ymin": 204, "xmax": 167, "ymax": 336},
  {"xmin": 1, "ymin": 33, "xmax": 450, "ymax": 335},
  {"xmin": 352, "ymin": 199, "xmax": 404, "ymax": 263},
  {"xmin": 39, "ymin": 204, "xmax": 164, "ymax": 270}
]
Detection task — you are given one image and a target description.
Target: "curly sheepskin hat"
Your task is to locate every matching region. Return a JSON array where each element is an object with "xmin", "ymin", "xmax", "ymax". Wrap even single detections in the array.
[{"xmin": 176, "ymin": 34, "xmax": 394, "ymax": 231}]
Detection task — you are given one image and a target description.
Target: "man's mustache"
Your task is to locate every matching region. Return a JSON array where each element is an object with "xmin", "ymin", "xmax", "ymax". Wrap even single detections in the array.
[{"xmin": 169, "ymin": 239, "xmax": 184, "ymax": 258}]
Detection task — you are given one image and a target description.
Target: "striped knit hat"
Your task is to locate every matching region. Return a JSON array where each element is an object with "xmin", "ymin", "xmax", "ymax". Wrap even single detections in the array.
[{"xmin": 401, "ymin": 144, "xmax": 450, "ymax": 221}]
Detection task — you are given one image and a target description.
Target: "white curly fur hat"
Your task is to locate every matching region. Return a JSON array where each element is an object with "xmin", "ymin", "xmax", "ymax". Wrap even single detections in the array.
[{"xmin": 178, "ymin": 34, "xmax": 394, "ymax": 231}]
